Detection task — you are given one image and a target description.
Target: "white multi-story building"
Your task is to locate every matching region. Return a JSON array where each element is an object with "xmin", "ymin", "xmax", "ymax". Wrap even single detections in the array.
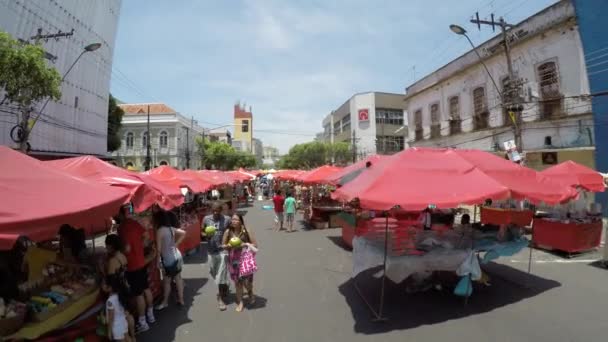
[
  {"xmin": 113, "ymin": 103, "xmax": 206, "ymax": 170},
  {"xmin": 404, "ymin": 0, "xmax": 594, "ymax": 170},
  {"xmin": 0, "ymin": 0, "xmax": 122, "ymax": 158},
  {"xmin": 263, "ymin": 146, "xmax": 280, "ymax": 167},
  {"xmin": 252, "ymin": 138, "xmax": 264, "ymax": 165},
  {"xmin": 321, "ymin": 92, "xmax": 407, "ymax": 159}
]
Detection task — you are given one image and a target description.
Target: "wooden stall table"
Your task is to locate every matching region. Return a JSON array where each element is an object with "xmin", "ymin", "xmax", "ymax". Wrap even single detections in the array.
[
  {"xmin": 335, "ymin": 212, "xmax": 357, "ymax": 248},
  {"xmin": 312, "ymin": 205, "xmax": 343, "ymax": 221},
  {"xmin": 533, "ymin": 218, "xmax": 602, "ymax": 254},
  {"xmin": 480, "ymin": 207, "xmax": 534, "ymax": 226},
  {"xmin": 178, "ymin": 216, "xmax": 202, "ymax": 255}
]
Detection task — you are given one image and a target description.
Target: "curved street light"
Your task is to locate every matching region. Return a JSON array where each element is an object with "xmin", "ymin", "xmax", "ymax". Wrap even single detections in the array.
[
  {"xmin": 448, "ymin": 24, "xmax": 501, "ymax": 99},
  {"xmin": 13, "ymin": 42, "xmax": 103, "ymax": 149}
]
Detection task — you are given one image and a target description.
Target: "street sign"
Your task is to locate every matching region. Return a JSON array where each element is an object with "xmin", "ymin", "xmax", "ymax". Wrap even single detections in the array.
[
  {"xmin": 503, "ymin": 140, "xmax": 517, "ymax": 151},
  {"xmin": 358, "ymin": 109, "xmax": 369, "ymax": 122}
]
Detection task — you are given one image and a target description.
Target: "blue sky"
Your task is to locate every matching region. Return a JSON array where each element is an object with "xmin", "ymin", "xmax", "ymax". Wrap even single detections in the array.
[{"xmin": 111, "ymin": 0, "xmax": 557, "ymax": 153}]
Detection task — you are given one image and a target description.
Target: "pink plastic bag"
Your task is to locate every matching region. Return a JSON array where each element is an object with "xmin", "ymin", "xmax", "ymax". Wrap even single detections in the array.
[{"xmin": 239, "ymin": 248, "xmax": 258, "ymax": 277}]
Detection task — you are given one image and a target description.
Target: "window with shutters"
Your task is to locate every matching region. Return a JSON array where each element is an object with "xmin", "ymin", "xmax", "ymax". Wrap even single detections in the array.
[
  {"xmin": 414, "ymin": 109, "xmax": 423, "ymax": 140},
  {"xmin": 430, "ymin": 103, "xmax": 440, "ymax": 139},
  {"xmin": 142, "ymin": 131, "xmax": 149, "ymax": 148},
  {"xmin": 126, "ymin": 132, "xmax": 134, "ymax": 149},
  {"xmin": 448, "ymin": 96, "xmax": 461, "ymax": 134},
  {"xmin": 159, "ymin": 131, "xmax": 168, "ymax": 148},
  {"xmin": 537, "ymin": 60, "xmax": 562, "ymax": 119},
  {"xmin": 472, "ymin": 86, "xmax": 489, "ymax": 130}
]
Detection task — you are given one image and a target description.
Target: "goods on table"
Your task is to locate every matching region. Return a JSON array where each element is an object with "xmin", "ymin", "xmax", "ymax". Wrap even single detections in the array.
[
  {"xmin": 0, "ymin": 298, "xmax": 27, "ymax": 336},
  {"xmin": 23, "ymin": 264, "xmax": 97, "ymax": 323}
]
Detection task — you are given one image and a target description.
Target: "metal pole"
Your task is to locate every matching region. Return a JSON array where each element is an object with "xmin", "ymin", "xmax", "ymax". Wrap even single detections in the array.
[
  {"xmin": 352, "ymin": 130, "xmax": 357, "ymax": 163},
  {"xmin": 500, "ymin": 17, "xmax": 523, "ymax": 153},
  {"xmin": 374, "ymin": 213, "xmax": 389, "ymax": 321},
  {"xmin": 463, "ymin": 34, "xmax": 501, "ymax": 99},
  {"xmin": 145, "ymin": 105, "xmax": 151, "ymax": 170}
]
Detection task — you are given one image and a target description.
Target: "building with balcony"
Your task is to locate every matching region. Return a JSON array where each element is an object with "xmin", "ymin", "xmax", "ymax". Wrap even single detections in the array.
[
  {"xmin": 207, "ymin": 130, "xmax": 232, "ymax": 144},
  {"xmin": 404, "ymin": 0, "xmax": 595, "ymax": 171},
  {"xmin": 320, "ymin": 92, "xmax": 407, "ymax": 159},
  {"xmin": 0, "ymin": 0, "xmax": 122, "ymax": 158},
  {"xmin": 112, "ymin": 103, "xmax": 205, "ymax": 170}
]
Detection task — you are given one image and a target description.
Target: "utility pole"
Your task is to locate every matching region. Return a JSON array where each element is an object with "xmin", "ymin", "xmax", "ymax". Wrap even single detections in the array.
[
  {"xmin": 200, "ymin": 130, "xmax": 205, "ymax": 170},
  {"xmin": 470, "ymin": 13, "xmax": 524, "ymax": 153},
  {"xmin": 351, "ymin": 130, "xmax": 357, "ymax": 163},
  {"xmin": 185, "ymin": 116, "xmax": 193, "ymax": 169},
  {"xmin": 145, "ymin": 105, "xmax": 151, "ymax": 171}
]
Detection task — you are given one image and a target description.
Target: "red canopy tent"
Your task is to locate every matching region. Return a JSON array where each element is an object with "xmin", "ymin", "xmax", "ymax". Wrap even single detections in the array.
[
  {"xmin": 197, "ymin": 170, "xmax": 237, "ymax": 187},
  {"xmin": 274, "ymin": 170, "xmax": 305, "ymax": 181},
  {"xmin": 0, "ymin": 147, "xmax": 129, "ymax": 249},
  {"xmin": 46, "ymin": 156, "xmax": 184, "ymax": 212},
  {"xmin": 332, "ymin": 148, "xmax": 511, "ymax": 210},
  {"xmin": 145, "ymin": 166, "xmax": 213, "ymax": 193},
  {"xmin": 540, "ymin": 160, "xmax": 605, "ymax": 192},
  {"xmin": 452, "ymin": 149, "xmax": 578, "ymax": 204},
  {"xmin": 297, "ymin": 165, "xmax": 343, "ymax": 184},
  {"xmin": 325, "ymin": 155, "xmax": 387, "ymax": 185},
  {"xmin": 226, "ymin": 170, "xmax": 255, "ymax": 183}
]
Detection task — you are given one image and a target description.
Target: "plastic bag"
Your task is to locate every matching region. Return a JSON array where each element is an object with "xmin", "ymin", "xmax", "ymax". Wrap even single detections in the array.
[{"xmin": 453, "ymin": 276, "xmax": 473, "ymax": 297}]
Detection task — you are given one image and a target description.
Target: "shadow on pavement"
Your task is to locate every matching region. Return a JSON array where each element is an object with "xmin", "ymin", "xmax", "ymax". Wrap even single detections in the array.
[
  {"xmin": 140, "ymin": 277, "xmax": 208, "ymax": 341},
  {"xmin": 183, "ymin": 246, "xmax": 208, "ymax": 264},
  {"xmin": 588, "ymin": 260, "xmax": 607, "ymax": 270},
  {"xmin": 339, "ymin": 262, "xmax": 561, "ymax": 334},
  {"xmin": 326, "ymin": 235, "xmax": 352, "ymax": 251}
]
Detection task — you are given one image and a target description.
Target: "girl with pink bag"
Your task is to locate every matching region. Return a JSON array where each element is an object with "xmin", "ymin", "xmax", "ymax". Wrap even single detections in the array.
[{"xmin": 222, "ymin": 214, "xmax": 259, "ymax": 312}]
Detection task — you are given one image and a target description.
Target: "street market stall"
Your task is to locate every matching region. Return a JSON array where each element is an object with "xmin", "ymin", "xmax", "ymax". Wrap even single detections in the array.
[
  {"xmin": 0, "ymin": 147, "xmax": 130, "ymax": 340},
  {"xmin": 295, "ymin": 165, "xmax": 343, "ymax": 228},
  {"xmin": 331, "ymin": 147, "xmax": 577, "ymax": 320},
  {"xmin": 46, "ymin": 156, "xmax": 184, "ymax": 212},
  {"xmin": 532, "ymin": 161, "xmax": 605, "ymax": 254}
]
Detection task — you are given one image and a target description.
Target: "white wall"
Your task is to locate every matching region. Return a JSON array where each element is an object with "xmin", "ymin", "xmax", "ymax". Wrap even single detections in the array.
[
  {"xmin": 351, "ymin": 93, "xmax": 377, "ymax": 156},
  {"xmin": 0, "ymin": 0, "xmax": 121, "ymax": 155},
  {"xmin": 405, "ymin": 18, "xmax": 591, "ymax": 151}
]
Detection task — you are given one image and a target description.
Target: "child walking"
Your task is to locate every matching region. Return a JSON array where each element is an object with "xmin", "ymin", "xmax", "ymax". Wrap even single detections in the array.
[{"xmin": 103, "ymin": 277, "xmax": 135, "ymax": 341}]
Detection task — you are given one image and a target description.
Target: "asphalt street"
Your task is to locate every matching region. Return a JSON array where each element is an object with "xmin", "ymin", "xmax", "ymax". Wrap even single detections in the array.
[{"xmin": 141, "ymin": 202, "xmax": 608, "ymax": 342}]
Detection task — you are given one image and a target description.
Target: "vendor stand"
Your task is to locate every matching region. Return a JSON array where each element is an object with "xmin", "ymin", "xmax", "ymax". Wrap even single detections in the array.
[
  {"xmin": 331, "ymin": 148, "xmax": 577, "ymax": 320},
  {"xmin": 295, "ymin": 165, "xmax": 343, "ymax": 229},
  {"xmin": 531, "ymin": 161, "xmax": 606, "ymax": 255}
]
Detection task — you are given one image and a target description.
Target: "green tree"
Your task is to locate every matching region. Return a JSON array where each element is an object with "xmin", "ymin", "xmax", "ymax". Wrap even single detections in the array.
[
  {"xmin": 277, "ymin": 141, "xmax": 351, "ymax": 169},
  {"xmin": 328, "ymin": 142, "xmax": 352, "ymax": 165},
  {"xmin": 195, "ymin": 137, "xmax": 258, "ymax": 170},
  {"xmin": 0, "ymin": 31, "xmax": 62, "ymax": 152},
  {"xmin": 107, "ymin": 94, "xmax": 124, "ymax": 152}
]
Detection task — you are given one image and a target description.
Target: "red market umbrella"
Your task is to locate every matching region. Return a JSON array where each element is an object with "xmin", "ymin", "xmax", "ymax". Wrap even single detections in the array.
[
  {"xmin": 227, "ymin": 170, "xmax": 254, "ymax": 183},
  {"xmin": 46, "ymin": 156, "xmax": 184, "ymax": 212},
  {"xmin": 333, "ymin": 148, "xmax": 578, "ymax": 210},
  {"xmin": 297, "ymin": 165, "xmax": 343, "ymax": 184},
  {"xmin": 145, "ymin": 166, "xmax": 213, "ymax": 193},
  {"xmin": 274, "ymin": 170, "xmax": 305, "ymax": 181},
  {"xmin": 197, "ymin": 170, "xmax": 236, "ymax": 187},
  {"xmin": 325, "ymin": 155, "xmax": 387, "ymax": 186},
  {"xmin": 452, "ymin": 149, "xmax": 578, "ymax": 204},
  {"xmin": 540, "ymin": 160, "xmax": 605, "ymax": 192},
  {"xmin": 0, "ymin": 147, "xmax": 129, "ymax": 246}
]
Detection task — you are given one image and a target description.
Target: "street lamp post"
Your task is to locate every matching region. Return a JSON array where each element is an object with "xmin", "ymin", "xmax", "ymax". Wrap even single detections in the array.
[
  {"xmin": 14, "ymin": 42, "xmax": 102, "ymax": 152},
  {"xmin": 449, "ymin": 24, "xmax": 523, "ymax": 153}
]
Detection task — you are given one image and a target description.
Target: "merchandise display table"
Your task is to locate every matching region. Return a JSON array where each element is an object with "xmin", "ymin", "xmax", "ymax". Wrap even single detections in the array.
[
  {"xmin": 480, "ymin": 207, "xmax": 534, "ymax": 226},
  {"xmin": 533, "ymin": 218, "xmax": 602, "ymax": 254}
]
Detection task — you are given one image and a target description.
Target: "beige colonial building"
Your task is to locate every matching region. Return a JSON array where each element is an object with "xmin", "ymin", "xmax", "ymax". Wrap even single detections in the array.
[{"xmin": 113, "ymin": 103, "xmax": 205, "ymax": 170}]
